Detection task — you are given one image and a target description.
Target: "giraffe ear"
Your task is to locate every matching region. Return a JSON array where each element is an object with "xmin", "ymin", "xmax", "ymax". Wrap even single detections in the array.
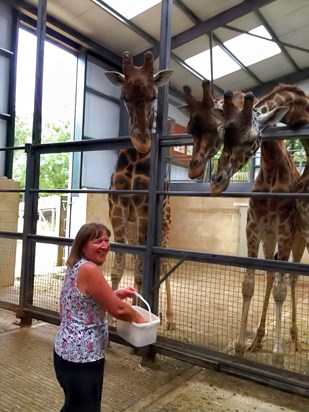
[
  {"xmin": 257, "ymin": 106, "xmax": 290, "ymax": 130},
  {"xmin": 153, "ymin": 69, "xmax": 174, "ymax": 87},
  {"xmin": 104, "ymin": 71, "xmax": 125, "ymax": 87},
  {"xmin": 177, "ymin": 104, "xmax": 191, "ymax": 117}
]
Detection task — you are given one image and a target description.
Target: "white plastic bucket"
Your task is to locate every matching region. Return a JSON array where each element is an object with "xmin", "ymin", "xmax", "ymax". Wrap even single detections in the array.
[{"xmin": 116, "ymin": 293, "xmax": 160, "ymax": 347}]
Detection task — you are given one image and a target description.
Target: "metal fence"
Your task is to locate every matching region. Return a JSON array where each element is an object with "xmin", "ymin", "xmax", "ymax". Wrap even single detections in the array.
[{"xmin": 1, "ymin": 130, "xmax": 309, "ymax": 397}]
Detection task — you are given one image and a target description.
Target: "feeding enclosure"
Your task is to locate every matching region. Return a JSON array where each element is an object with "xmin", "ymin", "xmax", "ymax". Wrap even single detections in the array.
[{"xmin": 0, "ymin": 0, "xmax": 309, "ymax": 397}]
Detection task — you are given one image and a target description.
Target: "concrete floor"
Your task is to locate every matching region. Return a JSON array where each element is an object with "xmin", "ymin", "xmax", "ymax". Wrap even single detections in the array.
[{"xmin": 0, "ymin": 308, "xmax": 308, "ymax": 412}]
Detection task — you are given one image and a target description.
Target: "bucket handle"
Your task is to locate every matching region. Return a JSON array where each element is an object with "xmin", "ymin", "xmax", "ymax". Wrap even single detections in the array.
[{"xmin": 134, "ymin": 292, "xmax": 152, "ymax": 322}]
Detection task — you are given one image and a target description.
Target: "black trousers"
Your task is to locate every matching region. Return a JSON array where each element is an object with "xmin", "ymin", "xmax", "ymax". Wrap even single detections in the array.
[{"xmin": 54, "ymin": 351, "xmax": 105, "ymax": 412}]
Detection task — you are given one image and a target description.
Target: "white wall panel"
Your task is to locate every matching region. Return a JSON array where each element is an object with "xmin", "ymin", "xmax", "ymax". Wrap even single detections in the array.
[
  {"xmin": 86, "ymin": 61, "xmax": 121, "ymax": 98},
  {"xmin": 0, "ymin": 1, "xmax": 12, "ymax": 50},
  {"xmin": 0, "ymin": 120, "xmax": 7, "ymax": 175},
  {"xmin": 0, "ymin": 56, "xmax": 9, "ymax": 114}
]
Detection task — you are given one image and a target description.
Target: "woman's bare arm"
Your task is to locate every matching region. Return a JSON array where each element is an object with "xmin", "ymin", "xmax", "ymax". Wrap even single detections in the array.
[{"xmin": 77, "ymin": 262, "xmax": 145, "ymax": 323}]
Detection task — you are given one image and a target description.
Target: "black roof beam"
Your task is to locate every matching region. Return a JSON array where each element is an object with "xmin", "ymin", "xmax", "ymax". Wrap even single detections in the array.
[{"xmin": 171, "ymin": 0, "xmax": 277, "ymax": 50}]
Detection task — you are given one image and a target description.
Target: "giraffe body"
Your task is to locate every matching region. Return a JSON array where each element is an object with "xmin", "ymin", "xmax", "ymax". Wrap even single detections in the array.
[
  {"xmin": 210, "ymin": 84, "xmax": 309, "ymax": 366},
  {"xmin": 237, "ymin": 140, "xmax": 304, "ymax": 364},
  {"xmin": 105, "ymin": 51, "xmax": 175, "ymax": 330}
]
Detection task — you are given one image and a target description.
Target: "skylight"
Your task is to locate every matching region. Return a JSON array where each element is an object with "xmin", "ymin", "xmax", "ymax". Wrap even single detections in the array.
[
  {"xmin": 99, "ymin": 0, "xmax": 161, "ymax": 19},
  {"xmin": 185, "ymin": 25, "xmax": 281, "ymax": 80}
]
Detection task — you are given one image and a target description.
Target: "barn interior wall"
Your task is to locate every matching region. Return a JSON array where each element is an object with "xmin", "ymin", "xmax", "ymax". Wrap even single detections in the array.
[
  {"xmin": 169, "ymin": 196, "xmax": 242, "ymax": 255},
  {"xmin": 85, "ymin": 193, "xmax": 241, "ymax": 256},
  {"xmin": 85, "ymin": 192, "xmax": 309, "ymax": 263}
]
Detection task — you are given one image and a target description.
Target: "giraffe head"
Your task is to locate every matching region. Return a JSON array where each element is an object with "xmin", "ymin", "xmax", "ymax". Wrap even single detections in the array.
[
  {"xmin": 257, "ymin": 83, "xmax": 309, "ymax": 127},
  {"xmin": 211, "ymin": 91, "xmax": 290, "ymax": 195},
  {"xmin": 105, "ymin": 51, "xmax": 174, "ymax": 154},
  {"xmin": 178, "ymin": 81, "xmax": 225, "ymax": 179}
]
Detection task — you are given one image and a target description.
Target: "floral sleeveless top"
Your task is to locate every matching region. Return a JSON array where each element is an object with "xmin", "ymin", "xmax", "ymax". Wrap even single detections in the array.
[{"xmin": 54, "ymin": 259, "xmax": 109, "ymax": 362}]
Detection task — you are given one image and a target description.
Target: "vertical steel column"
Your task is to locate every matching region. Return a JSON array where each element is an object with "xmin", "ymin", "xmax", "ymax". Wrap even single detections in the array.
[
  {"xmin": 209, "ymin": 31, "xmax": 214, "ymax": 94},
  {"xmin": 143, "ymin": 0, "xmax": 173, "ymax": 311},
  {"xmin": 17, "ymin": 0, "xmax": 47, "ymax": 324},
  {"xmin": 67, "ymin": 49, "xmax": 86, "ymax": 238},
  {"xmin": 5, "ymin": 7, "xmax": 18, "ymax": 177}
]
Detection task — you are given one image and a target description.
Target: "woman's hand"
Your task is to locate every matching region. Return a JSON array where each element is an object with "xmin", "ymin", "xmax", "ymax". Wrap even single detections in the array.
[
  {"xmin": 133, "ymin": 311, "xmax": 148, "ymax": 324},
  {"xmin": 115, "ymin": 286, "xmax": 137, "ymax": 300}
]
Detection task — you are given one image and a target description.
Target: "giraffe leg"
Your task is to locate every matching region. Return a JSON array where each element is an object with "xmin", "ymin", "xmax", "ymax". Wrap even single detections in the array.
[
  {"xmin": 289, "ymin": 273, "xmax": 301, "ymax": 352},
  {"xmin": 290, "ymin": 232, "xmax": 305, "ymax": 352},
  {"xmin": 247, "ymin": 230, "xmax": 276, "ymax": 352},
  {"xmin": 111, "ymin": 252, "xmax": 126, "ymax": 290},
  {"xmin": 235, "ymin": 268, "xmax": 255, "ymax": 355},
  {"xmin": 237, "ymin": 209, "xmax": 267, "ymax": 355},
  {"xmin": 271, "ymin": 228, "xmax": 300, "ymax": 362},
  {"xmin": 272, "ymin": 272, "xmax": 287, "ymax": 367},
  {"xmin": 161, "ymin": 257, "xmax": 175, "ymax": 331},
  {"xmin": 134, "ymin": 255, "xmax": 143, "ymax": 294},
  {"xmin": 248, "ymin": 273, "xmax": 274, "ymax": 352},
  {"xmin": 109, "ymin": 202, "xmax": 127, "ymax": 291}
]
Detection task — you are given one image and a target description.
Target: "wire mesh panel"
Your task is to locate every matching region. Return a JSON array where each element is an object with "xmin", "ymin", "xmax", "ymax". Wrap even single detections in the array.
[
  {"xmin": 31, "ymin": 245, "xmax": 137, "ymax": 313},
  {"xmin": 157, "ymin": 259, "xmax": 309, "ymax": 376},
  {"xmin": 0, "ymin": 237, "xmax": 21, "ymax": 306}
]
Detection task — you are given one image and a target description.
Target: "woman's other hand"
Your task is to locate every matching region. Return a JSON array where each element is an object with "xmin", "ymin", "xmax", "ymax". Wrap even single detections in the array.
[{"xmin": 115, "ymin": 286, "xmax": 137, "ymax": 300}]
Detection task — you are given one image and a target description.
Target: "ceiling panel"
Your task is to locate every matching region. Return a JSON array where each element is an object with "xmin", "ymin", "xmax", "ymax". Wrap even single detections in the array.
[
  {"xmin": 214, "ymin": 13, "xmax": 262, "ymax": 42},
  {"xmin": 132, "ymin": 3, "xmax": 193, "ymax": 40},
  {"xmin": 16, "ymin": 0, "xmax": 309, "ymax": 99},
  {"xmin": 212, "ymin": 70, "xmax": 255, "ymax": 96},
  {"xmin": 181, "ymin": 0, "xmax": 243, "ymax": 21},
  {"xmin": 252, "ymin": 55, "xmax": 295, "ymax": 83},
  {"xmin": 286, "ymin": 49, "xmax": 309, "ymax": 70},
  {"xmin": 173, "ymin": 35, "xmax": 210, "ymax": 61},
  {"xmin": 28, "ymin": 0, "xmax": 94, "ymax": 23}
]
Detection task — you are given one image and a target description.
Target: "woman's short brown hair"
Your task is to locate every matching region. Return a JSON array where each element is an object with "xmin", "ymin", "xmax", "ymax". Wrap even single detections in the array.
[{"xmin": 66, "ymin": 222, "xmax": 111, "ymax": 267}]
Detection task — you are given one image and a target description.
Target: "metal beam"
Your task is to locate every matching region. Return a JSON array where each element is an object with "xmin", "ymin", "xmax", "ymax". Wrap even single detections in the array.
[{"xmin": 171, "ymin": 0, "xmax": 277, "ymax": 49}]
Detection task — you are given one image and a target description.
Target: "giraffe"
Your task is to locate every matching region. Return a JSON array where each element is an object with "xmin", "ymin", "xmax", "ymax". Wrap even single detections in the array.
[
  {"xmin": 178, "ymin": 81, "xmax": 245, "ymax": 180},
  {"xmin": 208, "ymin": 84, "xmax": 309, "ymax": 366},
  {"xmin": 104, "ymin": 51, "xmax": 175, "ymax": 330}
]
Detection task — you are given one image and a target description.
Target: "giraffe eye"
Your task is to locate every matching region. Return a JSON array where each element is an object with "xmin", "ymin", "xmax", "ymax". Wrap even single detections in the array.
[{"xmin": 121, "ymin": 96, "xmax": 130, "ymax": 103}]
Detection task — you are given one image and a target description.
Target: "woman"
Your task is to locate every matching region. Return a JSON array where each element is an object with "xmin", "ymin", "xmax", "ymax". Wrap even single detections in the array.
[{"xmin": 54, "ymin": 222, "xmax": 146, "ymax": 412}]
